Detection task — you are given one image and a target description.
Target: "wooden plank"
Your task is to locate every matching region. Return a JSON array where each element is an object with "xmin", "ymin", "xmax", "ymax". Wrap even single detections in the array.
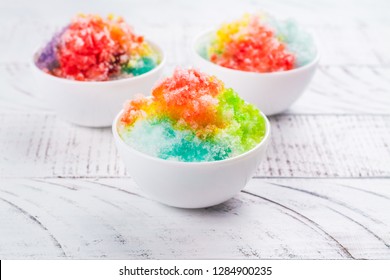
[
  {"xmin": 260, "ymin": 114, "xmax": 390, "ymax": 178},
  {"xmin": 2, "ymin": 63, "xmax": 390, "ymax": 114},
  {"xmin": 288, "ymin": 66, "xmax": 390, "ymax": 114},
  {"xmin": 1, "ymin": 112, "xmax": 389, "ymax": 178},
  {"xmin": 0, "ymin": 0, "xmax": 388, "ymax": 262},
  {"xmin": 1, "ymin": 178, "xmax": 389, "ymax": 259},
  {"xmin": 247, "ymin": 179, "xmax": 390, "ymax": 259}
]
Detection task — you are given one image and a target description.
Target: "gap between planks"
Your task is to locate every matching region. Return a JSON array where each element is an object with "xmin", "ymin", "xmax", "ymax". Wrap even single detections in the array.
[
  {"xmin": 0, "ymin": 113, "xmax": 389, "ymax": 178},
  {"xmin": 0, "ymin": 178, "xmax": 389, "ymax": 259},
  {"xmin": 2, "ymin": 63, "xmax": 390, "ymax": 115}
]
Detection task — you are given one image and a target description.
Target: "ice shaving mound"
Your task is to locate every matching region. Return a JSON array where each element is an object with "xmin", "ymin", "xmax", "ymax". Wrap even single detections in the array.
[
  {"xmin": 36, "ymin": 14, "xmax": 160, "ymax": 81},
  {"xmin": 206, "ymin": 13, "xmax": 316, "ymax": 73},
  {"xmin": 117, "ymin": 68, "xmax": 267, "ymax": 162}
]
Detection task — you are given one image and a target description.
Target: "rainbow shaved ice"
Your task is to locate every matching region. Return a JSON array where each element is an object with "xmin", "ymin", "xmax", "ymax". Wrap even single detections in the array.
[
  {"xmin": 117, "ymin": 68, "xmax": 267, "ymax": 162},
  {"xmin": 36, "ymin": 14, "xmax": 160, "ymax": 81},
  {"xmin": 206, "ymin": 13, "xmax": 316, "ymax": 73}
]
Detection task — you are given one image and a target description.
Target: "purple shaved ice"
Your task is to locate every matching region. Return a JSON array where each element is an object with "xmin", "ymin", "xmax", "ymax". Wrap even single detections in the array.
[{"xmin": 36, "ymin": 26, "xmax": 67, "ymax": 71}]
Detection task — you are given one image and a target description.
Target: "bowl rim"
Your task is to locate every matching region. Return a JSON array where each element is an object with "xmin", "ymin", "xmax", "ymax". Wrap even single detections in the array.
[
  {"xmin": 192, "ymin": 29, "xmax": 320, "ymax": 77},
  {"xmin": 112, "ymin": 108, "xmax": 271, "ymax": 166},
  {"xmin": 31, "ymin": 39, "xmax": 166, "ymax": 85}
]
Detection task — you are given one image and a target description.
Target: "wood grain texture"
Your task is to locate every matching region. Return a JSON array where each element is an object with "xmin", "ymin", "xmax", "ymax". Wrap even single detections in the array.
[
  {"xmin": 1, "ymin": 112, "xmax": 389, "ymax": 178},
  {"xmin": 2, "ymin": 63, "xmax": 390, "ymax": 114},
  {"xmin": 0, "ymin": 0, "xmax": 389, "ymax": 260},
  {"xmin": 1, "ymin": 178, "xmax": 389, "ymax": 259}
]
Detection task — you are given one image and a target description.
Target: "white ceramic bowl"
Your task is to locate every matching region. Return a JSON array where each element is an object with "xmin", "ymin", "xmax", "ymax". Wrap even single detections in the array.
[
  {"xmin": 31, "ymin": 40, "xmax": 165, "ymax": 127},
  {"xmin": 192, "ymin": 30, "xmax": 319, "ymax": 116},
  {"xmin": 112, "ymin": 111, "xmax": 271, "ymax": 208}
]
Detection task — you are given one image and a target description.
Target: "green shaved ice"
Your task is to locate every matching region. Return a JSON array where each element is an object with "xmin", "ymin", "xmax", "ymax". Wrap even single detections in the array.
[{"xmin": 217, "ymin": 88, "xmax": 267, "ymax": 154}]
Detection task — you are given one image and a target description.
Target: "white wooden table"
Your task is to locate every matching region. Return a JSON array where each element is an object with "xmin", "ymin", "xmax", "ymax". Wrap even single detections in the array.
[{"xmin": 1, "ymin": 0, "xmax": 389, "ymax": 259}]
